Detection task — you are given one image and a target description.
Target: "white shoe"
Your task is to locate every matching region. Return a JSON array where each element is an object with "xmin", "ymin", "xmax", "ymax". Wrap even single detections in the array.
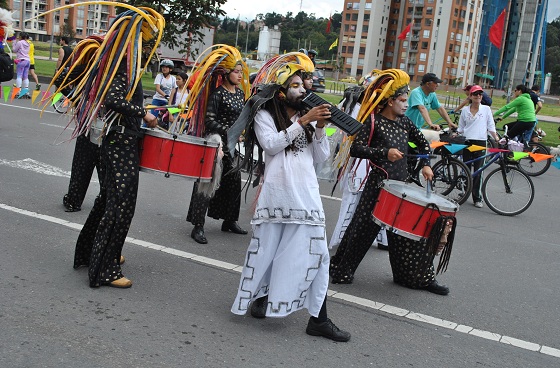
[{"xmin": 474, "ymin": 201, "xmax": 483, "ymax": 208}]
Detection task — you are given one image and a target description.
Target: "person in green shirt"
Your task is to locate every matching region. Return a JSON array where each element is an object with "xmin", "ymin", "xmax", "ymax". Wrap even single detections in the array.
[{"xmin": 494, "ymin": 84, "xmax": 536, "ymax": 140}]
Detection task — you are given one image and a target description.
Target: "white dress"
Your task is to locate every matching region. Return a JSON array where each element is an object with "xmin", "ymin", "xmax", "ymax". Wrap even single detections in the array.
[
  {"xmin": 231, "ymin": 109, "xmax": 330, "ymax": 318},
  {"xmin": 329, "ymin": 103, "xmax": 387, "ymax": 249}
]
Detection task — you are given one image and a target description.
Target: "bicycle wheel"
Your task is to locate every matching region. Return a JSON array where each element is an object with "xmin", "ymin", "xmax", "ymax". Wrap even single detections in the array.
[
  {"xmin": 517, "ymin": 142, "xmax": 551, "ymax": 177},
  {"xmin": 482, "ymin": 166, "xmax": 534, "ymax": 216},
  {"xmin": 427, "ymin": 157, "xmax": 472, "ymax": 205}
]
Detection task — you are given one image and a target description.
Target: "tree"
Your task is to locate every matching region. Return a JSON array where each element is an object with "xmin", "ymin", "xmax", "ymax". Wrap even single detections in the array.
[
  {"xmin": 0, "ymin": 1, "xmax": 10, "ymax": 10},
  {"xmin": 60, "ymin": 19, "xmax": 76, "ymax": 40},
  {"xmin": 125, "ymin": 0, "xmax": 227, "ymax": 59}
]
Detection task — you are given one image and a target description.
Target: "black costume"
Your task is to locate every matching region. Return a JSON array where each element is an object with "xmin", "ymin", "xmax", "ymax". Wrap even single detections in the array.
[
  {"xmin": 73, "ymin": 73, "xmax": 146, "ymax": 287},
  {"xmin": 187, "ymin": 86, "xmax": 245, "ymax": 226},
  {"xmin": 63, "ymin": 135, "xmax": 101, "ymax": 211},
  {"xmin": 329, "ymin": 113, "xmax": 438, "ymax": 287}
]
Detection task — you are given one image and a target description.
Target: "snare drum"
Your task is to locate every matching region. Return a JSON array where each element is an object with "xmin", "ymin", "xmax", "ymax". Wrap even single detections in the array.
[
  {"xmin": 139, "ymin": 129, "xmax": 219, "ymax": 181},
  {"xmin": 372, "ymin": 180, "xmax": 458, "ymax": 242}
]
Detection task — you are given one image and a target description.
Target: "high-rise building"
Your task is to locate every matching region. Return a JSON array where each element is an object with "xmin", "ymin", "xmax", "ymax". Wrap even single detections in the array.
[
  {"xmin": 477, "ymin": 0, "xmax": 548, "ymax": 91},
  {"xmin": 8, "ymin": 0, "xmax": 116, "ymax": 42},
  {"xmin": 339, "ymin": 0, "xmax": 484, "ymax": 86}
]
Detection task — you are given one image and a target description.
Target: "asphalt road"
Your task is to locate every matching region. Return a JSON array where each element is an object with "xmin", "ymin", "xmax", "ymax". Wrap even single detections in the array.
[{"xmin": 1, "ymin": 99, "xmax": 559, "ymax": 367}]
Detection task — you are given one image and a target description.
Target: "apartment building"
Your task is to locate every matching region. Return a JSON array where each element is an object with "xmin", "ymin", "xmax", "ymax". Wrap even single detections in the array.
[
  {"xmin": 339, "ymin": 0, "xmax": 483, "ymax": 87},
  {"xmin": 9, "ymin": 0, "xmax": 116, "ymax": 42},
  {"xmin": 477, "ymin": 0, "xmax": 548, "ymax": 90}
]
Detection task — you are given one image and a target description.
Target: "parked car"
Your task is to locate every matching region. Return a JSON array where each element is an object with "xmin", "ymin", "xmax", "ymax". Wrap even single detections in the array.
[
  {"xmin": 311, "ymin": 70, "xmax": 326, "ymax": 93},
  {"xmin": 340, "ymin": 76, "xmax": 357, "ymax": 83}
]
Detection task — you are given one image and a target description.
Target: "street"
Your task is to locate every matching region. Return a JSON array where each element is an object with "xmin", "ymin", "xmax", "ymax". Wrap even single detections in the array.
[{"xmin": 1, "ymin": 99, "xmax": 559, "ymax": 367}]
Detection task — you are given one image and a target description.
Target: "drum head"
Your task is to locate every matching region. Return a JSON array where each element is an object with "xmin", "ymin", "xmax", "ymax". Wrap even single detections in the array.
[
  {"xmin": 382, "ymin": 180, "xmax": 458, "ymax": 213},
  {"xmin": 142, "ymin": 129, "xmax": 220, "ymax": 148}
]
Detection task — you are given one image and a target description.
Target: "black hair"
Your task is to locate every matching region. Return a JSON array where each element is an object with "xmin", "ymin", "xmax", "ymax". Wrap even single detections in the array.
[
  {"xmin": 177, "ymin": 71, "xmax": 189, "ymax": 81},
  {"xmin": 515, "ymin": 84, "xmax": 530, "ymax": 94},
  {"xmin": 61, "ymin": 36, "xmax": 70, "ymax": 44},
  {"xmin": 531, "ymin": 85, "xmax": 540, "ymax": 92}
]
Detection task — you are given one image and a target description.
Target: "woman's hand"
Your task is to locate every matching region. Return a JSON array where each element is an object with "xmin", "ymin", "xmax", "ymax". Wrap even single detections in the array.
[
  {"xmin": 387, "ymin": 148, "xmax": 404, "ymax": 162},
  {"xmin": 421, "ymin": 165, "xmax": 434, "ymax": 181},
  {"xmin": 143, "ymin": 112, "xmax": 158, "ymax": 128}
]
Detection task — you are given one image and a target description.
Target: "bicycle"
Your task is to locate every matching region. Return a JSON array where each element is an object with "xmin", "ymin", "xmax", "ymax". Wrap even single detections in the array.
[
  {"xmin": 491, "ymin": 123, "xmax": 552, "ymax": 177},
  {"xmin": 410, "ymin": 120, "xmax": 473, "ymax": 205},
  {"xmin": 464, "ymin": 148, "xmax": 535, "ymax": 216}
]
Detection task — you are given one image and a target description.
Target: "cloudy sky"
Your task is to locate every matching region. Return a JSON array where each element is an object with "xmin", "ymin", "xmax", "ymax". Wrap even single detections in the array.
[{"xmin": 222, "ymin": 0, "xmax": 560, "ymax": 22}]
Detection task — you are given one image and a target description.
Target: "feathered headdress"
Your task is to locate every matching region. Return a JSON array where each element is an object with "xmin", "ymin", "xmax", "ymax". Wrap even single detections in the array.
[{"xmin": 181, "ymin": 44, "xmax": 249, "ymax": 137}]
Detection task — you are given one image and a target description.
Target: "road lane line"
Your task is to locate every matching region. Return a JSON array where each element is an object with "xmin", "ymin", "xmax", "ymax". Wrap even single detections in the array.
[
  {"xmin": 0, "ymin": 158, "xmax": 98, "ymax": 183},
  {"xmin": 1, "ymin": 202, "xmax": 559, "ymax": 358}
]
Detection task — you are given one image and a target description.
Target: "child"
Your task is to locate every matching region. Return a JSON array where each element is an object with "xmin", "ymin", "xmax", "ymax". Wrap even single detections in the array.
[
  {"xmin": 150, "ymin": 59, "xmax": 176, "ymax": 116},
  {"xmin": 168, "ymin": 71, "xmax": 189, "ymax": 133}
]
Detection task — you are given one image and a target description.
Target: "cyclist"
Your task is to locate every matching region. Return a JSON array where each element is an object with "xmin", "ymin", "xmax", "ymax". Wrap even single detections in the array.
[
  {"xmin": 455, "ymin": 85, "xmax": 499, "ymax": 209},
  {"xmin": 452, "ymin": 84, "xmax": 492, "ymax": 114},
  {"xmin": 493, "ymin": 84, "xmax": 536, "ymax": 145}
]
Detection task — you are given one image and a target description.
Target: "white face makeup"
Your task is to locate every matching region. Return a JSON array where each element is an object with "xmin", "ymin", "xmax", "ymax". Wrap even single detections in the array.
[
  {"xmin": 390, "ymin": 93, "xmax": 409, "ymax": 116},
  {"xmin": 286, "ymin": 75, "xmax": 306, "ymax": 103}
]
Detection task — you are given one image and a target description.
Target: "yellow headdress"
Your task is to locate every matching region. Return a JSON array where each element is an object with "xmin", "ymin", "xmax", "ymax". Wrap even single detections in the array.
[
  {"xmin": 356, "ymin": 69, "xmax": 410, "ymax": 123},
  {"xmin": 182, "ymin": 44, "xmax": 250, "ymax": 136},
  {"xmin": 251, "ymin": 52, "xmax": 314, "ymax": 87}
]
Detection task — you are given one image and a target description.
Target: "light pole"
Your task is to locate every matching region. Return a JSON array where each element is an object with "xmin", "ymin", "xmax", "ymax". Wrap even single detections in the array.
[
  {"xmin": 244, "ymin": 19, "xmax": 250, "ymax": 54},
  {"xmin": 235, "ymin": 14, "xmax": 240, "ymax": 49}
]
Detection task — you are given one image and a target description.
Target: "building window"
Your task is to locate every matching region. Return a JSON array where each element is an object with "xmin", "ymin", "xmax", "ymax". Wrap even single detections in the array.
[
  {"xmin": 364, "ymin": 14, "xmax": 370, "ymax": 21},
  {"xmin": 421, "ymin": 42, "xmax": 428, "ymax": 49},
  {"xmin": 346, "ymin": 13, "xmax": 351, "ymax": 21},
  {"xmin": 419, "ymin": 52, "xmax": 427, "ymax": 61},
  {"xmin": 341, "ymin": 46, "xmax": 347, "ymax": 53},
  {"xmin": 358, "ymin": 58, "xmax": 364, "ymax": 66},
  {"xmin": 350, "ymin": 25, "xmax": 356, "ymax": 31},
  {"xmin": 456, "ymin": 33, "xmax": 462, "ymax": 41},
  {"xmin": 418, "ymin": 64, "xmax": 425, "ymax": 72},
  {"xmin": 360, "ymin": 47, "xmax": 366, "ymax": 54},
  {"xmin": 348, "ymin": 46, "xmax": 354, "ymax": 53},
  {"xmin": 353, "ymin": 2, "xmax": 359, "ymax": 10},
  {"xmin": 351, "ymin": 13, "xmax": 358, "ymax": 21},
  {"xmin": 426, "ymin": 7, "xmax": 433, "ymax": 15},
  {"xmin": 450, "ymin": 32, "xmax": 454, "ymax": 40},
  {"xmin": 448, "ymin": 44, "xmax": 453, "ymax": 52},
  {"xmin": 447, "ymin": 56, "xmax": 451, "ymax": 63},
  {"xmin": 365, "ymin": 3, "xmax": 372, "ymax": 9},
  {"xmin": 362, "ymin": 25, "xmax": 368, "ymax": 33},
  {"xmin": 423, "ymin": 30, "xmax": 430, "ymax": 38},
  {"xmin": 425, "ymin": 18, "xmax": 432, "ymax": 26},
  {"xmin": 346, "ymin": 57, "xmax": 353, "ymax": 64}
]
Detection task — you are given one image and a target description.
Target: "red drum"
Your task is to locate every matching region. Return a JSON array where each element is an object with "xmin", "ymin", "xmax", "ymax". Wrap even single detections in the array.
[
  {"xmin": 139, "ymin": 129, "xmax": 219, "ymax": 181},
  {"xmin": 372, "ymin": 180, "xmax": 458, "ymax": 242}
]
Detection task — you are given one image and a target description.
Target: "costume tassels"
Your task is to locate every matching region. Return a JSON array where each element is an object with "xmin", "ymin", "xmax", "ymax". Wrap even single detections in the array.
[{"xmin": 427, "ymin": 215, "xmax": 456, "ymax": 275}]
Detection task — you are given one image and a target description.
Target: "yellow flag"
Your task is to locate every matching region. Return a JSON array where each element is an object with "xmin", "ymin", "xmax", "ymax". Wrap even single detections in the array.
[{"xmin": 329, "ymin": 38, "xmax": 338, "ymax": 50}]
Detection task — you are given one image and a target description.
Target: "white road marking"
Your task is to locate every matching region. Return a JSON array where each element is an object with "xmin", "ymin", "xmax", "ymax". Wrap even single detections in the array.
[
  {"xmin": 0, "ymin": 102, "xmax": 59, "ymax": 114},
  {"xmin": 0, "ymin": 158, "xmax": 98, "ymax": 183},
  {"xmin": 0, "ymin": 202, "xmax": 559, "ymax": 359}
]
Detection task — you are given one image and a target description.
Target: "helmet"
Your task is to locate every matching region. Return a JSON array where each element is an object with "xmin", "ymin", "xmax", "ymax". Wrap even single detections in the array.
[
  {"xmin": 160, "ymin": 59, "xmax": 174, "ymax": 68},
  {"xmin": 298, "ymin": 48, "xmax": 308, "ymax": 55},
  {"xmin": 308, "ymin": 49, "xmax": 318, "ymax": 56}
]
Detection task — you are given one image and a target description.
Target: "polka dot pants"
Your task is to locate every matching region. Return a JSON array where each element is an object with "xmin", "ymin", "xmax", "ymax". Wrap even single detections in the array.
[{"xmin": 73, "ymin": 131, "xmax": 139, "ymax": 287}]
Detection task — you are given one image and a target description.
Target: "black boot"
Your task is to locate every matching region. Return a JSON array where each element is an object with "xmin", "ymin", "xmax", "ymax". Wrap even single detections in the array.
[
  {"xmin": 250, "ymin": 296, "xmax": 268, "ymax": 318},
  {"xmin": 63, "ymin": 194, "xmax": 81, "ymax": 212},
  {"xmin": 422, "ymin": 280, "xmax": 450, "ymax": 295},
  {"xmin": 306, "ymin": 318, "xmax": 351, "ymax": 342},
  {"xmin": 191, "ymin": 225, "xmax": 207, "ymax": 244},
  {"xmin": 221, "ymin": 220, "xmax": 248, "ymax": 234}
]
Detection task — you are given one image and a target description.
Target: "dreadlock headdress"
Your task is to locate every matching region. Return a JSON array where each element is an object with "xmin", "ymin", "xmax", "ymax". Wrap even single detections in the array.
[
  {"xmin": 30, "ymin": 2, "xmax": 164, "ymax": 138},
  {"xmin": 333, "ymin": 68, "xmax": 411, "ymax": 176},
  {"xmin": 251, "ymin": 52, "xmax": 314, "ymax": 89},
  {"xmin": 181, "ymin": 45, "xmax": 249, "ymax": 136}
]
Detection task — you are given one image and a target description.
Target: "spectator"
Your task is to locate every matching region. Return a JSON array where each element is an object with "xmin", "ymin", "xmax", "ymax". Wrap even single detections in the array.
[
  {"xmin": 26, "ymin": 35, "xmax": 40, "ymax": 90},
  {"xmin": 150, "ymin": 59, "xmax": 176, "ymax": 116},
  {"xmin": 11, "ymin": 32, "xmax": 31, "ymax": 96},
  {"xmin": 494, "ymin": 84, "xmax": 536, "ymax": 142},
  {"xmin": 452, "ymin": 84, "xmax": 492, "ymax": 113},
  {"xmin": 56, "ymin": 36, "xmax": 72, "ymax": 72},
  {"xmin": 405, "ymin": 73, "xmax": 456, "ymax": 130}
]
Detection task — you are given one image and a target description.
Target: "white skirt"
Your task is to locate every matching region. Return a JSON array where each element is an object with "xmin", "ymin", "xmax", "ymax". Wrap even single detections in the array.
[{"xmin": 231, "ymin": 222, "xmax": 329, "ymax": 318}]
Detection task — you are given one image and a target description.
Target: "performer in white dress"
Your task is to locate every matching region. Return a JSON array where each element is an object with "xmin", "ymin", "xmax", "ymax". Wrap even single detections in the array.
[{"xmin": 229, "ymin": 54, "xmax": 350, "ymax": 342}]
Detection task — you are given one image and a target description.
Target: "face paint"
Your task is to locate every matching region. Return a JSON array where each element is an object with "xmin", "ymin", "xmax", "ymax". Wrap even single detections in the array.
[{"xmin": 284, "ymin": 75, "xmax": 306, "ymax": 110}]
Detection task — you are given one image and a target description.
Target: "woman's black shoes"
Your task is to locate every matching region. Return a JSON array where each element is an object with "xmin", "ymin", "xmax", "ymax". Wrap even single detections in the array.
[
  {"xmin": 306, "ymin": 318, "xmax": 351, "ymax": 342},
  {"xmin": 191, "ymin": 225, "xmax": 208, "ymax": 244},
  {"xmin": 250, "ymin": 296, "xmax": 268, "ymax": 318},
  {"xmin": 63, "ymin": 194, "xmax": 81, "ymax": 212},
  {"xmin": 423, "ymin": 280, "xmax": 450, "ymax": 295},
  {"xmin": 221, "ymin": 221, "xmax": 248, "ymax": 234}
]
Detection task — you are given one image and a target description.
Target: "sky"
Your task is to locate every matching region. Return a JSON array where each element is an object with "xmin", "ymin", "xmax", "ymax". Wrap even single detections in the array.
[{"xmin": 222, "ymin": 0, "xmax": 560, "ymax": 23}]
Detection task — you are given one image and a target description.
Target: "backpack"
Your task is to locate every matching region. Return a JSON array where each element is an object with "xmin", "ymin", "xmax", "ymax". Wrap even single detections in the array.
[
  {"xmin": 0, "ymin": 51, "xmax": 14, "ymax": 82},
  {"xmin": 481, "ymin": 92, "xmax": 492, "ymax": 106}
]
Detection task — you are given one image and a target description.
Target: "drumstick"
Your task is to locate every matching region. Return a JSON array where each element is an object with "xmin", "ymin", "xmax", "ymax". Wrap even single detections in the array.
[
  {"xmin": 403, "ymin": 154, "xmax": 437, "ymax": 159},
  {"xmin": 144, "ymin": 103, "xmax": 187, "ymax": 110}
]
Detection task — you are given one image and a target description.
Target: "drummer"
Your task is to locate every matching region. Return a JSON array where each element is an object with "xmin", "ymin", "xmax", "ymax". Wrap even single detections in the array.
[
  {"xmin": 184, "ymin": 45, "xmax": 251, "ymax": 244},
  {"xmin": 330, "ymin": 69, "xmax": 453, "ymax": 295}
]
